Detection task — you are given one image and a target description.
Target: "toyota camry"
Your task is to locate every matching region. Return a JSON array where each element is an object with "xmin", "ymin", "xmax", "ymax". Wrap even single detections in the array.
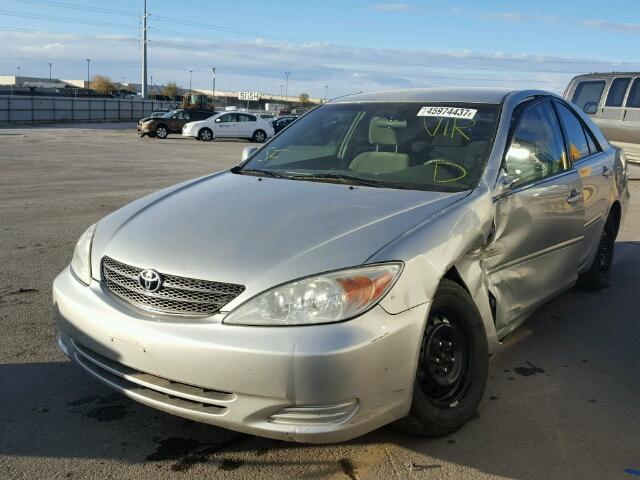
[{"xmin": 53, "ymin": 88, "xmax": 629, "ymax": 443}]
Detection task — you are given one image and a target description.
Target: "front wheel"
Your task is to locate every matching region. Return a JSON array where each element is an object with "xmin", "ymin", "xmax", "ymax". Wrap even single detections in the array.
[
  {"xmin": 199, "ymin": 128, "xmax": 213, "ymax": 141},
  {"xmin": 252, "ymin": 129, "xmax": 267, "ymax": 143},
  {"xmin": 394, "ymin": 278, "xmax": 489, "ymax": 437},
  {"xmin": 155, "ymin": 125, "xmax": 168, "ymax": 139}
]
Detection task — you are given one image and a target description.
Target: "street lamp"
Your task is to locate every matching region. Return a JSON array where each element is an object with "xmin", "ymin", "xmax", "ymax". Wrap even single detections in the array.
[
  {"xmin": 324, "ymin": 85, "xmax": 328, "ymax": 102},
  {"xmin": 189, "ymin": 70, "xmax": 193, "ymax": 92},
  {"xmin": 16, "ymin": 66, "xmax": 21, "ymax": 77},
  {"xmin": 48, "ymin": 62, "xmax": 52, "ymax": 81},
  {"xmin": 86, "ymin": 58, "xmax": 90, "ymax": 89},
  {"xmin": 280, "ymin": 84, "xmax": 284, "ymax": 96},
  {"xmin": 211, "ymin": 67, "xmax": 216, "ymax": 110},
  {"xmin": 284, "ymin": 72, "xmax": 290, "ymax": 109}
]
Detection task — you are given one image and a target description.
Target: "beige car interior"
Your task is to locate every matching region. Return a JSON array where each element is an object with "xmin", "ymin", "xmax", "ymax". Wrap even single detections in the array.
[{"xmin": 349, "ymin": 116, "xmax": 410, "ymax": 174}]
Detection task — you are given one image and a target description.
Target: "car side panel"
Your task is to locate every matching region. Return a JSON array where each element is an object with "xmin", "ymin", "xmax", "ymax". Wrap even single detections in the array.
[{"xmin": 483, "ymin": 170, "xmax": 585, "ymax": 336}]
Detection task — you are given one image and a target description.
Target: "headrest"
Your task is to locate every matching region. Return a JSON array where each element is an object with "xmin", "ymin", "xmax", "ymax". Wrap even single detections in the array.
[{"xmin": 369, "ymin": 116, "xmax": 406, "ymax": 146}]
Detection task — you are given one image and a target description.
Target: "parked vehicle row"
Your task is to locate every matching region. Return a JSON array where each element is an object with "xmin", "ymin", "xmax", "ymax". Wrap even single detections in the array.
[
  {"xmin": 56, "ymin": 87, "xmax": 629, "ymax": 443},
  {"xmin": 137, "ymin": 109, "xmax": 213, "ymax": 138},
  {"xmin": 565, "ymin": 72, "xmax": 640, "ymax": 163}
]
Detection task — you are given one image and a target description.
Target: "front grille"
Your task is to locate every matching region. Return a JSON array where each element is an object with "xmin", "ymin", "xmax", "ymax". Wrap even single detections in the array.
[{"xmin": 101, "ymin": 256, "xmax": 245, "ymax": 316}]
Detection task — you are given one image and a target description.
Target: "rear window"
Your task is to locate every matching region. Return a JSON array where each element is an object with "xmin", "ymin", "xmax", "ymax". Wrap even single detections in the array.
[
  {"xmin": 626, "ymin": 78, "xmax": 640, "ymax": 108},
  {"xmin": 571, "ymin": 80, "xmax": 606, "ymax": 113},
  {"xmin": 555, "ymin": 102, "xmax": 590, "ymax": 162},
  {"xmin": 605, "ymin": 78, "xmax": 631, "ymax": 107}
]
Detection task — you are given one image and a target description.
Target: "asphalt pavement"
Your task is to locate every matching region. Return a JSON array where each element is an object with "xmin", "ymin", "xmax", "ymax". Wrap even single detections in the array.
[{"xmin": 1, "ymin": 125, "xmax": 639, "ymax": 480}]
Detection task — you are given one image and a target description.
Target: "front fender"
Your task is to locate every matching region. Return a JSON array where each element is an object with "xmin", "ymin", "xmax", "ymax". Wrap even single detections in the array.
[{"xmin": 370, "ymin": 184, "xmax": 500, "ymax": 352}]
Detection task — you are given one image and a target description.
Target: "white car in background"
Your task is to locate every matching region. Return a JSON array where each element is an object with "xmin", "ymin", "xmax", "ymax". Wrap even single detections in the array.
[{"xmin": 182, "ymin": 111, "xmax": 275, "ymax": 143}]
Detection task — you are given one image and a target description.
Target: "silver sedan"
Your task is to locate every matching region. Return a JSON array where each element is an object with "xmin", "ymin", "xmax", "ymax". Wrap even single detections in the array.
[{"xmin": 53, "ymin": 88, "xmax": 630, "ymax": 443}]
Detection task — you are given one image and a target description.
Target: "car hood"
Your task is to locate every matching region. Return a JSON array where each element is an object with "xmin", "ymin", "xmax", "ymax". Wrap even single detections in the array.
[{"xmin": 91, "ymin": 171, "xmax": 467, "ymax": 310}]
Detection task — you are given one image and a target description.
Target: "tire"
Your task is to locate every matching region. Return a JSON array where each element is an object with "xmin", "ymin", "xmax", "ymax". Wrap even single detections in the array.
[
  {"xmin": 199, "ymin": 128, "xmax": 213, "ymax": 142},
  {"xmin": 393, "ymin": 278, "xmax": 489, "ymax": 437},
  {"xmin": 252, "ymin": 129, "xmax": 267, "ymax": 143},
  {"xmin": 155, "ymin": 125, "xmax": 168, "ymax": 139},
  {"xmin": 577, "ymin": 214, "xmax": 616, "ymax": 292}
]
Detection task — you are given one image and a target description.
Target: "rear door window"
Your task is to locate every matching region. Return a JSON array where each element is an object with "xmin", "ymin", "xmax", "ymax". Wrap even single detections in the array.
[
  {"xmin": 605, "ymin": 78, "xmax": 631, "ymax": 107},
  {"xmin": 625, "ymin": 78, "xmax": 640, "ymax": 108},
  {"xmin": 571, "ymin": 80, "xmax": 606, "ymax": 113},
  {"xmin": 554, "ymin": 102, "xmax": 590, "ymax": 162}
]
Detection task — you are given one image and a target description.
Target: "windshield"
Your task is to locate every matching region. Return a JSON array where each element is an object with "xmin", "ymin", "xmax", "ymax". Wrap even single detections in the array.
[{"xmin": 239, "ymin": 102, "xmax": 500, "ymax": 192}]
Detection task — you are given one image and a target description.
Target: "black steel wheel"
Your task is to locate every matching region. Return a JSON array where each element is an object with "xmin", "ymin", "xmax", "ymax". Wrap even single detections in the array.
[
  {"xmin": 578, "ymin": 214, "xmax": 616, "ymax": 291},
  {"xmin": 394, "ymin": 278, "xmax": 488, "ymax": 437}
]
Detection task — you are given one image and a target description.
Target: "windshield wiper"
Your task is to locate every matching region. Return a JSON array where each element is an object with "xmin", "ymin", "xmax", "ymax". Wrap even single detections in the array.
[
  {"xmin": 236, "ymin": 168, "xmax": 289, "ymax": 179},
  {"xmin": 288, "ymin": 173, "xmax": 391, "ymax": 188}
]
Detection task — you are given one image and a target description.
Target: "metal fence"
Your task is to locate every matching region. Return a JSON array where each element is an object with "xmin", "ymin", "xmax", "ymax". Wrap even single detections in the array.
[{"xmin": 0, "ymin": 95, "xmax": 175, "ymax": 125}]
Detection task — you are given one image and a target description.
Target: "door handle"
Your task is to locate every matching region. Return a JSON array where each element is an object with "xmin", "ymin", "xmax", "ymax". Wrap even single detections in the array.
[
  {"xmin": 602, "ymin": 166, "xmax": 613, "ymax": 178},
  {"xmin": 567, "ymin": 189, "xmax": 583, "ymax": 204}
]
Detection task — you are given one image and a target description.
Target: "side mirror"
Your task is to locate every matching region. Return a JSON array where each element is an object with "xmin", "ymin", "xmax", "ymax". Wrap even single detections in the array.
[
  {"xmin": 495, "ymin": 169, "xmax": 517, "ymax": 196},
  {"xmin": 241, "ymin": 146, "xmax": 259, "ymax": 162},
  {"xmin": 583, "ymin": 102, "xmax": 598, "ymax": 115}
]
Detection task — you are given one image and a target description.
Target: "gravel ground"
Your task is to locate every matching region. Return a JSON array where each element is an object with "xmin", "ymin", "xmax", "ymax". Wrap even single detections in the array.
[{"xmin": 1, "ymin": 125, "xmax": 639, "ymax": 480}]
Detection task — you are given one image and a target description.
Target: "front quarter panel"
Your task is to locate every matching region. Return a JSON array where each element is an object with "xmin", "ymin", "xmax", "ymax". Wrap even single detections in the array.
[{"xmin": 371, "ymin": 185, "xmax": 499, "ymax": 350}]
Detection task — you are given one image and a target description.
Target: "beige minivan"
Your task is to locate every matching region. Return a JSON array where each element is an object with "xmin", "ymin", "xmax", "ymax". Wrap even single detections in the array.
[{"xmin": 565, "ymin": 72, "xmax": 640, "ymax": 164}]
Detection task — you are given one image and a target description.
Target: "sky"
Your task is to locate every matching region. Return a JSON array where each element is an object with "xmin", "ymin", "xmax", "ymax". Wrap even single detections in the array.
[{"xmin": 0, "ymin": 0, "xmax": 639, "ymax": 98}]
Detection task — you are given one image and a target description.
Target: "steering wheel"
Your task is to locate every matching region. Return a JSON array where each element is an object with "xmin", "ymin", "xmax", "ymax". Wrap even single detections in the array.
[{"xmin": 423, "ymin": 159, "xmax": 467, "ymax": 183}]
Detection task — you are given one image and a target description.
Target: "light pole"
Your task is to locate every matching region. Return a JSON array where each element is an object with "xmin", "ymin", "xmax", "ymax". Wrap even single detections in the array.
[
  {"xmin": 189, "ymin": 70, "xmax": 193, "ymax": 92},
  {"xmin": 284, "ymin": 72, "xmax": 290, "ymax": 109},
  {"xmin": 280, "ymin": 84, "xmax": 284, "ymax": 97},
  {"xmin": 48, "ymin": 62, "xmax": 52, "ymax": 81},
  {"xmin": 86, "ymin": 58, "xmax": 90, "ymax": 89},
  {"xmin": 211, "ymin": 67, "xmax": 216, "ymax": 110},
  {"xmin": 324, "ymin": 85, "xmax": 328, "ymax": 102},
  {"xmin": 16, "ymin": 66, "xmax": 21, "ymax": 77}
]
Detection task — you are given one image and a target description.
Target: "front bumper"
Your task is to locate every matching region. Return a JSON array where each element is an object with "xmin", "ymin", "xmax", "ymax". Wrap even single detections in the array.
[{"xmin": 53, "ymin": 267, "xmax": 428, "ymax": 443}]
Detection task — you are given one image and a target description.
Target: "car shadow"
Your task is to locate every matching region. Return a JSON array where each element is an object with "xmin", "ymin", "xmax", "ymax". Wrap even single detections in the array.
[{"xmin": 2, "ymin": 241, "xmax": 639, "ymax": 479}]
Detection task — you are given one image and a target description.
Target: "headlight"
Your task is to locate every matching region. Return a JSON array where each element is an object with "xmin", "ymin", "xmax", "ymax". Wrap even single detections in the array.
[
  {"xmin": 70, "ymin": 223, "xmax": 97, "ymax": 285},
  {"xmin": 223, "ymin": 263, "xmax": 402, "ymax": 326}
]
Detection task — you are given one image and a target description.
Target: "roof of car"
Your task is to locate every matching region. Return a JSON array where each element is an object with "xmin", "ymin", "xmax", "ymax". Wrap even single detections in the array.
[
  {"xmin": 571, "ymin": 72, "xmax": 640, "ymax": 79},
  {"xmin": 332, "ymin": 87, "xmax": 529, "ymax": 104}
]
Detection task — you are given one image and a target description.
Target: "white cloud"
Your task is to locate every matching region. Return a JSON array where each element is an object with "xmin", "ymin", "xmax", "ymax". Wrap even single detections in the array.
[
  {"xmin": 481, "ymin": 11, "xmax": 640, "ymax": 34},
  {"xmin": 372, "ymin": 3, "xmax": 410, "ymax": 12},
  {"xmin": 2, "ymin": 29, "xmax": 640, "ymax": 97}
]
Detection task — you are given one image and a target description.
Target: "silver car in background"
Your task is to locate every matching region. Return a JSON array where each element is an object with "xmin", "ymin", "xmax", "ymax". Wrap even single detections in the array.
[
  {"xmin": 54, "ymin": 88, "xmax": 629, "ymax": 443},
  {"xmin": 565, "ymin": 72, "xmax": 640, "ymax": 164}
]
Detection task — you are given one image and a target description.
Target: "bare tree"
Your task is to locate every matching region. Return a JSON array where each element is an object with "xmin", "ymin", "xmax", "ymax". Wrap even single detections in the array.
[
  {"xmin": 299, "ymin": 93, "xmax": 310, "ymax": 105},
  {"xmin": 162, "ymin": 81, "xmax": 179, "ymax": 100},
  {"xmin": 89, "ymin": 75, "xmax": 115, "ymax": 94}
]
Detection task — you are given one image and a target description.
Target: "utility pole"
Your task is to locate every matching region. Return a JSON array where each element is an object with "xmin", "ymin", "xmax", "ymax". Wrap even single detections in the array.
[
  {"xmin": 48, "ymin": 62, "xmax": 52, "ymax": 81},
  {"xmin": 284, "ymin": 72, "xmax": 290, "ymax": 109},
  {"xmin": 280, "ymin": 84, "xmax": 283, "ymax": 97},
  {"xmin": 211, "ymin": 67, "xmax": 216, "ymax": 110},
  {"xmin": 189, "ymin": 70, "xmax": 193, "ymax": 92},
  {"xmin": 85, "ymin": 59, "xmax": 90, "ymax": 88},
  {"xmin": 324, "ymin": 85, "xmax": 328, "ymax": 102},
  {"xmin": 140, "ymin": 0, "xmax": 148, "ymax": 98}
]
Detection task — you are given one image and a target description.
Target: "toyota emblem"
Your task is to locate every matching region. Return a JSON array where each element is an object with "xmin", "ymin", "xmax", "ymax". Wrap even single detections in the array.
[{"xmin": 138, "ymin": 269, "xmax": 162, "ymax": 292}]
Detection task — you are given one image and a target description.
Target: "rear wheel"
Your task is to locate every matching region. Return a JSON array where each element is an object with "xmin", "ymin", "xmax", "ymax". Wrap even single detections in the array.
[
  {"xmin": 578, "ymin": 214, "xmax": 616, "ymax": 291},
  {"xmin": 155, "ymin": 125, "xmax": 168, "ymax": 139},
  {"xmin": 199, "ymin": 128, "xmax": 213, "ymax": 141},
  {"xmin": 394, "ymin": 279, "xmax": 488, "ymax": 437},
  {"xmin": 253, "ymin": 129, "xmax": 267, "ymax": 143}
]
